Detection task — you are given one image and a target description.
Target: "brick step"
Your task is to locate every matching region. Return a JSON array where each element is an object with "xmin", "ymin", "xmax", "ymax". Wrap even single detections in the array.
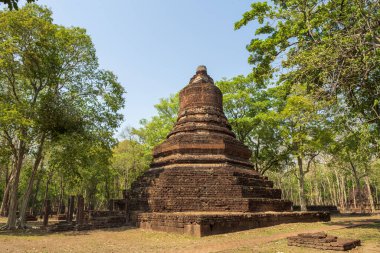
[
  {"xmin": 129, "ymin": 188, "xmax": 243, "ymax": 199},
  {"xmin": 132, "ymin": 177, "xmax": 273, "ymax": 188},
  {"xmin": 234, "ymin": 173, "xmax": 269, "ymax": 181},
  {"xmin": 130, "ymin": 185, "xmax": 282, "ymax": 199},
  {"xmin": 155, "ymin": 178, "xmax": 236, "ymax": 186},
  {"xmin": 131, "ymin": 184, "xmax": 277, "ymax": 198},
  {"xmin": 235, "ymin": 177, "xmax": 274, "ymax": 187},
  {"xmin": 232, "ymin": 172, "xmax": 263, "ymax": 179},
  {"xmin": 248, "ymin": 198, "xmax": 292, "ymax": 212},
  {"xmin": 241, "ymin": 186, "xmax": 282, "ymax": 199},
  {"xmin": 129, "ymin": 197, "xmax": 292, "ymax": 212}
]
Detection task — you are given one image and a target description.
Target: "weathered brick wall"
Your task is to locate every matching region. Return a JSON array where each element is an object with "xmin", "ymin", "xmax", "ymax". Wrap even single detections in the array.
[
  {"xmin": 129, "ymin": 166, "xmax": 292, "ymax": 212},
  {"xmin": 135, "ymin": 212, "xmax": 330, "ymax": 237}
]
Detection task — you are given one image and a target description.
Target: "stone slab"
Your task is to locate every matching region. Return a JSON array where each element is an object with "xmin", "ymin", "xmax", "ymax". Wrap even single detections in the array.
[{"xmin": 288, "ymin": 232, "xmax": 361, "ymax": 251}]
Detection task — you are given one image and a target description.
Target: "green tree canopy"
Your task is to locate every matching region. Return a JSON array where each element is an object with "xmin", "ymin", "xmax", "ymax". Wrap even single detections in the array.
[
  {"xmin": 216, "ymin": 75, "xmax": 290, "ymax": 174},
  {"xmin": 236, "ymin": 0, "xmax": 380, "ymax": 125}
]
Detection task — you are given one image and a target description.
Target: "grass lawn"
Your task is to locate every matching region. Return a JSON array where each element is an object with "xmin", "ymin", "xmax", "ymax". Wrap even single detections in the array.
[{"xmin": 0, "ymin": 215, "xmax": 379, "ymax": 253}]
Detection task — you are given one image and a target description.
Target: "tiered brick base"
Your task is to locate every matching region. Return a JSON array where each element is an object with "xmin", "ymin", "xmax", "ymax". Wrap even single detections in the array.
[
  {"xmin": 133, "ymin": 211, "xmax": 330, "ymax": 237},
  {"xmin": 288, "ymin": 232, "xmax": 360, "ymax": 251},
  {"xmin": 129, "ymin": 167, "xmax": 293, "ymax": 213}
]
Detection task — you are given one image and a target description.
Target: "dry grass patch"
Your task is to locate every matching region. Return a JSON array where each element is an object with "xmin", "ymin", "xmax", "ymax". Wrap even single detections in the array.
[{"xmin": 0, "ymin": 215, "xmax": 379, "ymax": 253}]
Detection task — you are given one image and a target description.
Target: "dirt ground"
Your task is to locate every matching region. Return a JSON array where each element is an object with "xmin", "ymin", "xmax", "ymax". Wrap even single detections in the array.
[{"xmin": 1, "ymin": 215, "xmax": 379, "ymax": 253}]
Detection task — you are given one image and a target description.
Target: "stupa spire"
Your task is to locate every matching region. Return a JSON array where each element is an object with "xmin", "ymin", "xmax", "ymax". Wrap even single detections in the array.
[
  {"xmin": 151, "ymin": 65, "xmax": 252, "ymax": 169},
  {"xmin": 189, "ymin": 65, "xmax": 214, "ymax": 85}
]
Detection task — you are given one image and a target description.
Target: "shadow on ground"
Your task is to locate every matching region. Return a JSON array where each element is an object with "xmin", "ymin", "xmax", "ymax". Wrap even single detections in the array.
[{"xmin": 326, "ymin": 217, "xmax": 380, "ymax": 228}]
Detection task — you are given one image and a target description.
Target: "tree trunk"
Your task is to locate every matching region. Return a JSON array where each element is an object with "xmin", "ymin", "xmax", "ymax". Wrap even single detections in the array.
[
  {"xmin": 364, "ymin": 175, "xmax": 375, "ymax": 213},
  {"xmin": 290, "ymin": 187, "xmax": 293, "ymax": 204},
  {"xmin": 0, "ymin": 169, "xmax": 15, "ymax": 217},
  {"xmin": 76, "ymin": 195, "xmax": 84, "ymax": 226},
  {"xmin": 321, "ymin": 181, "xmax": 326, "ymax": 205},
  {"xmin": 58, "ymin": 174, "xmax": 65, "ymax": 214},
  {"xmin": 67, "ymin": 196, "xmax": 75, "ymax": 222},
  {"xmin": 6, "ymin": 140, "xmax": 26, "ymax": 229},
  {"xmin": 334, "ymin": 168, "xmax": 344, "ymax": 210},
  {"xmin": 326, "ymin": 176, "xmax": 337, "ymax": 206},
  {"xmin": 43, "ymin": 199, "xmax": 50, "ymax": 227},
  {"xmin": 297, "ymin": 156, "xmax": 307, "ymax": 211},
  {"xmin": 5, "ymin": 162, "xmax": 9, "ymax": 185},
  {"xmin": 0, "ymin": 184, "xmax": 10, "ymax": 217},
  {"xmin": 105, "ymin": 176, "xmax": 110, "ymax": 204},
  {"xmin": 30, "ymin": 172, "xmax": 42, "ymax": 216},
  {"xmin": 309, "ymin": 177, "xmax": 314, "ymax": 205},
  {"xmin": 19, "ymin": 136, "xmax": 45, "ymax": 228},
  {"xmin": 40, "ymin": 170, "xmax": 53, "ymax": 218},
  {"xmin": 332, "ymin": 180, "xmax": 338, "ymax": 207},
  {"xmin": 352, "ymin": 180, "xmax": 357, "ymax": 209},
  {"xmin": 349, "ymin": 161, "xmax": 363, "ymax": 211},
  {"xmin": 341, "ymin": 175, "xmax": 347, "ymax": 212}
]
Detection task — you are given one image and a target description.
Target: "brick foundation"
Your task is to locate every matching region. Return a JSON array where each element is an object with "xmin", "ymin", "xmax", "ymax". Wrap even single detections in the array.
[{"xmin": 132, "ymin": 211, "xmax": 330, "ymax": 237}]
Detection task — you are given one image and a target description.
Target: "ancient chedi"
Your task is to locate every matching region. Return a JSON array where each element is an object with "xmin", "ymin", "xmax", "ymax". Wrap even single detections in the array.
[{"xmin": 128, "ymin": 66, "xmax": 329, "ymax": 236}]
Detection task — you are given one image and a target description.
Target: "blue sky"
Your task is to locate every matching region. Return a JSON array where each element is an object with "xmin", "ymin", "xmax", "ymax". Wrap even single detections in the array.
[{"xmin": 23, "ymin": 0, "xmax": 258, "ymax": 134}]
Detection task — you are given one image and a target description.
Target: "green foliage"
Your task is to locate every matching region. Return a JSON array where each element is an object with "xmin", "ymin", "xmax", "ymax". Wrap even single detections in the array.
[
  {"xmin": 0, "ymin": 0, "xmax": 36, "ymax": 10},
  {"xmin": 236, "ymin": 0, "xmax": 380, "ymax": 124},
  {"xmin": 108, "ymin": 94, "xmax": 178, "ymax": 196},
  {"xmin": 111, "ymin": 138, "xmax": 150, "ymax": 190},
  {"xmin": 132, "ymin": 93, "xmax": 179, "ymax": 153},
  {"xmin": 277, "ymin": 84, "xmax": 333, "ymax": 158},
  {"xmin": 216, "ymin": 75, "xmax": 289, "ymax": 173}
]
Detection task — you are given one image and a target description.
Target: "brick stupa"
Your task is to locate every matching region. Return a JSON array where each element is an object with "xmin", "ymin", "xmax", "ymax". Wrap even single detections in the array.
[{"xmin": 128, "ymin": 66, "xmax": 330, "ymax": 236}]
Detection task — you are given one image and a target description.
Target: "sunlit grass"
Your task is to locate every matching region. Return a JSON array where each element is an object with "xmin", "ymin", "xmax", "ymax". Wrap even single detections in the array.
[{"xmin": 0, "ymin": 215, "xmax": 379, "ymax": 253}]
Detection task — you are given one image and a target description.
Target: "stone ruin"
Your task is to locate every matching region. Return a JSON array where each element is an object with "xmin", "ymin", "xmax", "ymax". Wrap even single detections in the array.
[
  {"xmin": 127, "ymin": 66, "xmax": 330, "ymax": 236},
  {"xmin": 288, "ymin": 232, "xmax": 361, "ymax": 251},
  {"xmin": 47, "ymin": 195, "xmax": 127, "ymax": 232}
]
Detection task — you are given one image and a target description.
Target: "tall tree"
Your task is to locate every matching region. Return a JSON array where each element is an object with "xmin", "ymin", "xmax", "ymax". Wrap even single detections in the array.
[
  {"xmin": 0, "ymin": 5, "xmax": 125, "ymax": 229},
  {"xmin": 273, "ymin": 84, "xmax": 333, "ymax": 210}
]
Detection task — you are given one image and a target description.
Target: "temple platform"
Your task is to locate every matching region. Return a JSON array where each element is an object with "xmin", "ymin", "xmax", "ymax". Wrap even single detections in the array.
[{"xmin": 132, "ymin": 211, "xmax": 330, "ymax": 237}]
